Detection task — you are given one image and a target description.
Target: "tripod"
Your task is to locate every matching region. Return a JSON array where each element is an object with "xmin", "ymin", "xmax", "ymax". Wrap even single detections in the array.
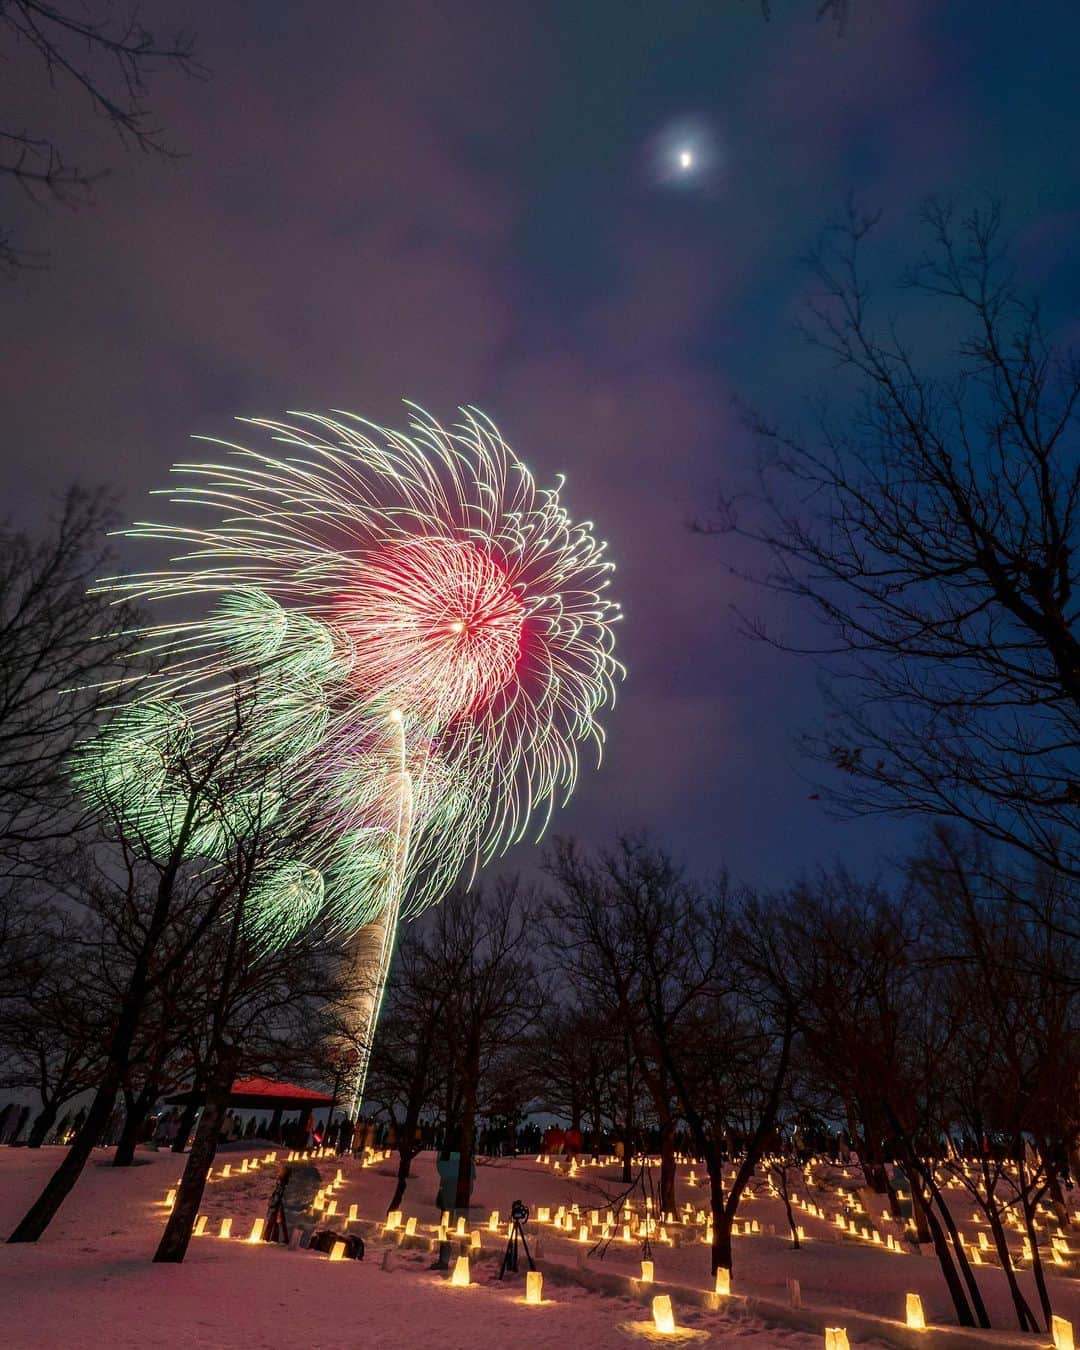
[{"xmin": 498, "ymin": 1214, "xmax": 535, "ymax": 1279}]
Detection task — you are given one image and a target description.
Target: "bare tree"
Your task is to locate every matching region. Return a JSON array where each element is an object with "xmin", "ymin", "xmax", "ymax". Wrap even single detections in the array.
[
  {"xmin": 0, "ymin": 487, "xmax": 139, "ymax": 872},
  {"xmin": 154, "ymin": 882, "xmax": 353, "ymax": 1264},
  {"xmin": 0, "ymin": 904, "xmax": 106, "ymax": 1146},
  {"xmin": 710, "ymin": 201, "xmax": 1080, "ymax": 880},
  {"xmin": 362, "ymin": 923, "xmax": 460, "ymax": 1215},
  {"xmin": 6, "ymin": 688, "xmax": 291, "ymax": 1244},
  {"xmin": 545, "ymin": 836, "xmax": 795, "ymax": 1277},
  {"xmin": 910, "ymin": 829, "xmax": 1080, "ymax": 1334},
  {"xmin": 1, "ymin": 2, "xmax": 204, "ymax": 274},
  {"xmin": 436, "ymin": 880, "xmax": 542, "ymax": 1218}
]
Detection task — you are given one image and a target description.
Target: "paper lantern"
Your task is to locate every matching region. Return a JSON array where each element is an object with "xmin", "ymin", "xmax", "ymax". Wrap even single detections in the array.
[
  {"xmin": 218, "ymin": 1217, "xmax": 232, "ymax": 1239},
  {"xmin": 246, "ymin": 1218, "xmax": 263, "ymax": 1243},
  {"xmin": 470, "ymin": 1231, "xmax": 481, "ymax": 1250},
  {"xmin": 1053, "ymin": 1317, "xmax": 1075, "ymax": 1350},
  {"xmin": 325, "ymin": 1200, "xmax": 337, "ymax": 1217},
  {"xmin": 328, "ymin": 1240, "xmax": 346, "ymax": 1261},
  {"xmin": 578, "ymin": 1224, "xmax": 589, "ymax": 1243},
  {"xmin": 193, "ymin": 1214, "xmax": 208, "ymax": 1236},
  {"xmin": 525, "ymin": 1270, "xmax": 543, "ymax": 1305},
  {"xmin": 164, "ymin": 1189, "xmax": 176, "ymax": 1208},
  {"xmin": 386, "ymin": 1210, "xmax": 402, "ymax": 1231},
  {"xmin": 450, "ymin": 1255, "xmax": 470, "ymax": 1287},
  {"xmin": 652, "ymin": 1295, "xmax": 676, "ymax": 1334},
  {"xmin": 455, "ymin": 1216, "xmax": 466, "ymax": 1237},
  {"xmin": 405, "ymin": 1217, "xmax": 417, "ymax": 1235},
  {"xmin": 348, "ymin": 1203, "xmax": 358, "ymax": 1222},
  {"xmin": 488, "ymin": 1211, "xmax": 500, "ymax": 1231},
  {"xmin": 640, "ymin": 1259, "xmax": 654, "ymax": 1282},
  {"xmin": 825, "ymin": 1330, "xmax": 850, "ymax": 1350},
  {"xmin": 906, "ymin": 1293, "xmax": 926, "ymax": 1330},
  {"xmin": 715, "ymin": 1267, "xmax": 730, "ymax": 1296}
]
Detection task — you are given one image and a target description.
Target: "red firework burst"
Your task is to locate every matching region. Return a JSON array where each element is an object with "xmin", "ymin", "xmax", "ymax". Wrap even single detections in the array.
[{"xmin": 337, "ymin": 537, "xmax": 525, "ymax": 720}]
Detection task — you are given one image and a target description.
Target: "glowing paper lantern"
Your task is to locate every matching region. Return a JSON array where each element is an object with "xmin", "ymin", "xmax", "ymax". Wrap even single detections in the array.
[
  {"xmin": 385, "ymin": 1210, "xmax": 401, "ymax": 1231},
  {"xmin": 715, "ymin": 1267, "xmax": 730, "ymax": 1296},
  {"xmin": 455, "ymin": 1217, "xmax": 466, "ymax": 1237},
  {"xmin": 525, "ymin": 1270, "xmax": 543, "ymax": 1305},
  {"xmin": 906, "ymin": 1293, "xmax": 926, "ymax": 1330},
  {"xmin": 329, "ymin": 1240, "xmax": 346, "ymax": 1261},
  {"xmin": 325, "ymin": 1200, "xmax": 337, "ymax": 1217},
  {"xmin": 246, "ymin": 1218, "xmax": 263, "ymax": 1243},
  {"xmin": 488, "ymin": 1211, "xmax": 500, "ymax": 1231},
  {"xmin": 450, "ymin": 1255, "xmax": 470, "ymax": 1287},
  {"xmin": 640, "ymin": 1259, "xmax": 654, "ymax": 1282},
  {"xmin": 470, "ymin": 1231, "xmax": 481, "ymax": 1250},
  {"xmin": 652, "ymin": 1295, "xmax": 676, "ymax": 1334},
  {"xmin": 218, "ymin": 1217, "xmax": 232, "ymax": 1239},
  {"xmin": 193, "ymin": 1214, "xmax": 208, "ymax": 1236},
  {"xmin": 348, "ymin": 1203, "xmax": 358, "ymax": 1222},
  {"xmin": 825, "ymin": 1331, "xmax": 850, "ymax": 1350},
  {"xmin": 1053, "ymin": 1317, "xmax": 1075, "ymax": 1350},
  {"xmin": 164, "ymin": 1189, "xmax": 176, "ymax": 1209}
]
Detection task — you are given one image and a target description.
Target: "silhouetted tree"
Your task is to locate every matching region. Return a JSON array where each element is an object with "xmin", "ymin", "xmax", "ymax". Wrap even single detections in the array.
[
  {"xmin": 711, "ymin": 202, "xmax": 1080, "ymax": 881},
  {"xmin": 1, "ymin": 2, "xmax": 203, "ymax": 274}
]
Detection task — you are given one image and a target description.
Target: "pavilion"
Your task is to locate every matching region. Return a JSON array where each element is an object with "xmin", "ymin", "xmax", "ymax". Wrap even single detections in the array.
[{"xmin": 164, "ymin": 1077, "xmax": 336, "ymax": 1140}]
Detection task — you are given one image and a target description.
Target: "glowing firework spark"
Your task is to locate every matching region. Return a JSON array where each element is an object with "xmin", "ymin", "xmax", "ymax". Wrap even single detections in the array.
[{"xmin": 81, "ymin": 405, "xmax": 623, "ymax": 1106}]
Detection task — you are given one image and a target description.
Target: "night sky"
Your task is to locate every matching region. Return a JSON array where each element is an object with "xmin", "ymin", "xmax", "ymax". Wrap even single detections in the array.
[{"xmin": 4, "ymin": 1, "xmax": 1080, "ymax": 891}]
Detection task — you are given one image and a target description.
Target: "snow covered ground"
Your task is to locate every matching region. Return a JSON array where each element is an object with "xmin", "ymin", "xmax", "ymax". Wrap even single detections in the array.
[{"xmin": 0, "ymin": 1144, "xmax": 1073, "ymax": 1347}]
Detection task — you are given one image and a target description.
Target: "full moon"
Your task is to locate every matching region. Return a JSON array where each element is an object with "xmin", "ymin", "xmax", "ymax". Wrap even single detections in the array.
[{"xmin": 677, "ymin": 148, "xmax": 694, "ymax": 171}]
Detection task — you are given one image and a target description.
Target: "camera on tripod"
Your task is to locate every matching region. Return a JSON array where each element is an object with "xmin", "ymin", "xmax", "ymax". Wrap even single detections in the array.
[{"xmin": 499, "ymin": 1198, "xmax": 534, "ymax": 1279}]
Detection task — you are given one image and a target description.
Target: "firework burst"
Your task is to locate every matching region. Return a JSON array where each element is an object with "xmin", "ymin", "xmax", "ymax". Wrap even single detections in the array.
[{"xmin": 85, "ymin": 405, "xmax": 623, "ymax": 946}]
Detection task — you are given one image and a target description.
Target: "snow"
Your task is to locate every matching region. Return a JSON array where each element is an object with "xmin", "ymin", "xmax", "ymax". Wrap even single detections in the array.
[{"xmin": 0, "ymin": 1144, "xmax": 1071, "ymax": 1348}]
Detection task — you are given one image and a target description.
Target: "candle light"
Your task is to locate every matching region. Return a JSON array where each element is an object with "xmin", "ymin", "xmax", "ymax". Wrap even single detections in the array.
[
  {"xmin": 652, "ymin": 1295, "xmax": 676, "ymax": 1334},
  {"xmin": 906, "ymin": 1293, "xmax": 926, "ymax": 1330}
]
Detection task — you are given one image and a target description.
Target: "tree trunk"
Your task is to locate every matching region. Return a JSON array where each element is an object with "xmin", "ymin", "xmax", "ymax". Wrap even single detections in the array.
[
  {"xmin": 7, "ymin": 994, "xmax": 142, "ymax": 1243},
  {"xmin": 658, "ymin": 1116, "xmax": 677, "ymax": 1217},
  {"xmin": 154, "ymin": 1042, "xmax": 239, "ymax": 1264},
  {"xmin": 987, "ymin": 1198, "xmax": 1038, "ymax": 1332},
  {"xmin": 387, "ymin": 1138, "xmax": 420, "ymax": 1215},
  {"xmin": 453, "ymin": 1044, "xmax": 480, "ymax": 1215},
  {"xmin": 27, "ymin": 1100, "xmax": 59, "ymax": 1149},
  {"xmin": 909, "ymin": 1180, "xmax": 932, "ymax": 1244},
  {"xmin": 621, "ymin": 1046, "xmax": 635, "ymax": 1184},
  {"xmin": 1021, "ymin": 1188, "xmax": 1054, "ymax": 1332},
  {"xmin": 7, "ymin": 856, "xmax": 186, "ymax": 1243},
  {"xmin": 172, "ymin": 1101, "xmax": 199, "ymax": 1153},
  {"xmin": 706, "ymin": 1139, "xmax": 733, "ymax": 1276},
  {"xmin": 113, "ymin": 1096, "xmax": 147, "ymax": 1167}
]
